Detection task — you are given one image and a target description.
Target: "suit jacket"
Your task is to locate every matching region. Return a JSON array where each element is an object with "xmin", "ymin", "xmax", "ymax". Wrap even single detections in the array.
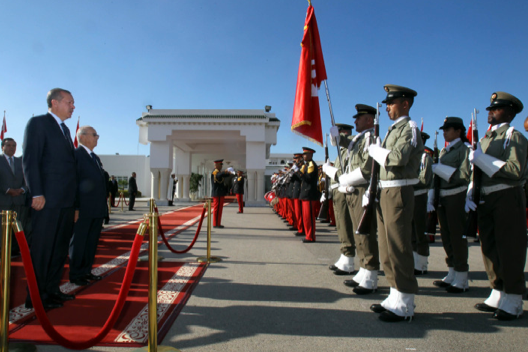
[
  {"xmin": 22, "ymin": 113, "xmax": 76, "ymax": 208},
  {"xmin": 75, "ymin": 147, "xmax": 107, "ymax": 219},
  {"xmin": 110, "ymin": 179, "xmax": 118, "ymax": 194},
  {"xmin": 0, "ymin": 154, "xmax": 26, "ymax": 207},
  {"xmin": 129, "ymin": 176, "xmax": 138, "ymax": 194}
]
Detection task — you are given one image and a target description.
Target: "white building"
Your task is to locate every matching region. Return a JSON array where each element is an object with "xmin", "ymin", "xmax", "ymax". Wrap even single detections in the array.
[{"xmin": 134, "ymin": 108, "xmax": 280, "ymax": 206}]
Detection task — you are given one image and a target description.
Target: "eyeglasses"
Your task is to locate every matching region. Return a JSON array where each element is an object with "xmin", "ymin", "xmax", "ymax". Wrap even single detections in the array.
[{"xmin": 83, "ymin": 133, "xmax": 99, "ymax": 138}]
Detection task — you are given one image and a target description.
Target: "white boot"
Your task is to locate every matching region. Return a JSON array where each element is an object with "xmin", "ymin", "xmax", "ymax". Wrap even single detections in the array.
[
  {"xmin": 358, "ymin": 269, "xmax": 378, "ymax": 290},
  {"xmin": 334, "ymin": 254, "xmax": 355, "ymax": 273},
  {"xmin": 381, "ymin": 287, "xmax": 397, "ymax": 310},
  {"xmin": 381, "ymin": 288, "xmax": 415, "ymax": 319},
  {"xmin": 413, "ymin": 252, "xmax": 428, "ymax": 274},
  {"xmin": 352, "ymin": 267, "xmax": 365, "ymax": 285},
  {"xmin": 497, "ymin": 293, "xmax": 523, "ymax": 317},
  {"xmin": 484, "ymin": 289, "xmax": 502, "ymax": 308},
  {"xmin": 434, "ymin": 267, "xmax": 455, "ymax": 287},
  {"xmin": 446, "ymin": 271, "xmax": 469, "ymax": 293}
]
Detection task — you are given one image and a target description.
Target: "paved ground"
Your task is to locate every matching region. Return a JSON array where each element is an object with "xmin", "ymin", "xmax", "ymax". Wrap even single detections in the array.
[{"xmin": 17, "ymin": 198, "xmax": 528, "ymax": 352}]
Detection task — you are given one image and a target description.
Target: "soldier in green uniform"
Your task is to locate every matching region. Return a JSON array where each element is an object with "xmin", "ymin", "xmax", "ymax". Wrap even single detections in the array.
[
  {"xmin": 468, "ymin": 92, "xmax": 527, "ymax": 320},
  {"xmin": 428, "ymin": 117, "xmax": 471, "ymax": 292},
  {"xmin": 324, "ymin": 124, "xmax": 356, "ymax": 274},
  {"xmin": 367, "ymin": 84, "xmax": 423, "ymax": 322},
  {"xmin": 412, "ymin": 132, "xmax": 434, "ymax": 275},
  {"xmin": 338, "ymin": 104, "xmax": 380, "ymax": 294}
]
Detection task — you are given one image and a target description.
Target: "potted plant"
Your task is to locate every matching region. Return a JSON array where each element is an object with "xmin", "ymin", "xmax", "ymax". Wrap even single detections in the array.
[{"xmin": 189, "ymin": 173, "xmax": 203, "ymax": 200}]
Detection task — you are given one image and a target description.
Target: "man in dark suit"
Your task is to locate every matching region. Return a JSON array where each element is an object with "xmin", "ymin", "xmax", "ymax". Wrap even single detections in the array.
[
  {"xmin": 128, "ymin": 172, "xmax": 138, "ymax": 211},
  {"xmin": 22, "ymin": 88, "xmax": 77, "ymax": 309},
  {"xmin": 0, "ymin": 137, "xmax": 30, "ymax": 255},
  {"xmin": 110, "ymin": 175, "xmax": 118, "ymax": 207},
  {"xmin": 69, "ymin": 126, "xmax": 107, "ymax": 286}
]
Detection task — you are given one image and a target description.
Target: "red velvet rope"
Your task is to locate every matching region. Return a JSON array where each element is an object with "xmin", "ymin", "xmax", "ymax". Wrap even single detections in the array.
[
  {"xmin": 15, "ymin": 227, "xmax": 145, "ymax": 350},
  {"xmin": 156, "ymin": 205, "xmax": 206, "ymax": 254}
]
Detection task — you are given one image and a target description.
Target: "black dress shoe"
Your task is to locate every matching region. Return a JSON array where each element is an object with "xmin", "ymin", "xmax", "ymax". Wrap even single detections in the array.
[
  {"xmin": 49, "ymin": 292, "xmax": 75, "ymax": 301},
  {"xmin": 289, "ymin": 227, "xmax": 298, "ymax": 231},
  {"xmin": 237, "ymin": 211, "xmax": 243, "ymax": 214},
  {"xmin": 446, "ymin": 286, "xmax": 468, "ymax": 293},
  {"xmin": 433, "ymin": 280, "xmax": 451, "ymax": 288},
  {"xmin": 474, "ymin": 303, "xmax": 498, "ymax": 312},
  {"xmin": 85, "ymin": 273, "xmax": 103, "ymax": 281},
  {"xmin": 25, "ymin": 298, "xmax": 64, "ymax": 309},
  {"xmin": 370, "ymin": 304, "xmax": 387, "ymax": 314},
  {"xmin": 379, "ymin": 310, "xmax": 412, "ymax": 322},
  {"xmin": 320, "ymin": 220, "xmax": 330, "ymax": 223},
  {"xmin": 353, "ymin": 286, "xmax": 376, "ymax": 295},
  {"xmin": 295, "ymin": 232, "xmax": 305, "ymax": 237},
  {"xmin": 328, "ymin": 224, "xmax": 336, "ymax": 227},
  {"xmin": 213, "ymin": 225, "xmax": 225, "ymax": 228},
  {"xmin": 414, "ymin": 269, "xmax": 428, "ymax": 276},
  {"xmin": 70, "ymin": 278, "xmax": 90, "ymax": 286},
  {"xmin": 493, "ymin": 309, "xmax": 522, "ymax": 321},
  {"xmin": 343, "ymin": 279, "xmax": 360, "ymax": 288},
  {"xmin": 301, "ymin": 239, "xmax": 315, "ymax": 243},
  {"xmin": 329, "ymin": 264, "xmax": 338, "ymax": 271},
  {"xmin": 333, "ymin": 268, "xmax": 354, "ymax": 276}
]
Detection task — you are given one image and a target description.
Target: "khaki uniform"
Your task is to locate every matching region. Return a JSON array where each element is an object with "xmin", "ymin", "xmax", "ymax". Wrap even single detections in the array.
[
  {"xmin": 412, "ymin": 151, "xmax": 433, "ymax": 257},
  {"xmin": 436, "ymin": 140, "xmax": 471, "ymax": 272},
  {"xmin": 477, "ymin": 124, "xmax": 527, "ymax": 294},
  {"xmin": 331, "ymin": 135, "xmax": 355, "ymax": 257},
  {"xmin": 345, "ymin": 129, "xmax": 379, "ymax": 271},
  {"xmin": 377, "ymin": 117, "xmax": 423, "ymax": 294}
]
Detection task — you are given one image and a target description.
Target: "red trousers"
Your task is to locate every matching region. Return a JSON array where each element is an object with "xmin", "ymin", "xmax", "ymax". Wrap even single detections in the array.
[
  {"xmin": 213, "ymin": 196, "xmax": 225, "ymax": 226},
  {"xmin": 288, "ymin": 198, "xmax": 296, "ymax": 227},
  {"xmin": 302, "ymin": 200, "xmax": 317, "ymax": 241},
  {"xmin": 236, "ymin": 194, "xmax": 243, "ymax": 213},
  {"xmin": 294, "ymin": 198, "xmax": 303, "ymax": 233}
]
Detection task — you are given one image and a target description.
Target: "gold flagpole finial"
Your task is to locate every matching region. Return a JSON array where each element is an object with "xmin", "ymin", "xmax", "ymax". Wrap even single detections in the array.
[{"xmin": 308, "ymin": 0, "xmax": 312, "ymax": 5}]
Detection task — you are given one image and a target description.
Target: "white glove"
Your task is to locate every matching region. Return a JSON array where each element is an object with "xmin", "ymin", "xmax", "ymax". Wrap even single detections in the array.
[
  {"xmin": 368, "ymin": 137, "xmax": 390, "ymax": 168},
  {"xmin": 330, "ymin": 126, "xmax": 340, "ymax": 146},
  {"xmin": 292, "ymin": 164, "xmax": 299, "ymax": 172},
  {"xmin": 322, "ymin": 159, "xmax": 330, "ymax": 173},
  {"xmin": 338, "ymin": 185, "xmax": 353, "ymax": 194},
  {"xmin": 320, "ymin": 193, "xmax": 326, "ymax": 203},
  {"xmin": 226, "ymin": 167, "xmax": 235, "ymax": 174},
  {"xmin": 426, "ymin": 189, "xmax": 435, "ymax": 213},
  {"xmin": 468, "ymin": 143, "xmax": 483, "ymax": 163},
  {"xmin": 362, "ymin": 189, "xmax": 370, "ymax": 207},
  {"xmin": 465, "ymin": 184, "xmax": 477, "ymax": 212}
]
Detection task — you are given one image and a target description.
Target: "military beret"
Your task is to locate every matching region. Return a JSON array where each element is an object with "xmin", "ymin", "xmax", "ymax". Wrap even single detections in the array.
[
  {"xmin": 335, "ymin": 123, "xmax": 354, "ymax": 131},
  {"xmin": 486, "ymin": 91, "xmax": 523, "ymax": 114},
  {"xmin": 439, "ymin": 117, "xmax": 465, "ymax": 130},
  {"xmin": 302, "ymin": 147, "xmax": 316, "ymax": 154},
  {"xmin": 382, "ymin": 84, "xmax": 417, "ymax": 104}
]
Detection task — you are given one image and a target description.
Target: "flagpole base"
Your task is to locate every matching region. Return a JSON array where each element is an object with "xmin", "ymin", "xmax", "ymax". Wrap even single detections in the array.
[
  {"xmin": 197, "ymin": 256, "xmax": 222, "ymax": 263},
  {"xmin": 7, "ymin": 342, "xmax": 37, "ymax": 352},
  {"xmin": 133, "ymin": 345, "xmax": 181, "ymax": 352}
]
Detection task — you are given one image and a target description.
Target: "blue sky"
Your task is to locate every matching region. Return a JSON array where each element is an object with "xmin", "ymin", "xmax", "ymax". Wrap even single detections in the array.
[{"xmin": 2, "ymin": 0, "xmax": 528, "ymax": 161}]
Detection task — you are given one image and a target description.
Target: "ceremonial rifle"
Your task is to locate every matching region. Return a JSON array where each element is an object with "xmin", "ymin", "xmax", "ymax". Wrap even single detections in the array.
[
  {"xmin": 323, "ymin": 81, "xmax": 344, "ymax": 174},
  {"xmin": 356, "ymin": 103, "xmax": 381, "ymax": 235},
  {"xmin": 465, "ymin": 109, "xmax": 480, "ymax": 238},
  {"xmin": 324, "ymin": 133, "xmax": 330, "ymax": 196}
]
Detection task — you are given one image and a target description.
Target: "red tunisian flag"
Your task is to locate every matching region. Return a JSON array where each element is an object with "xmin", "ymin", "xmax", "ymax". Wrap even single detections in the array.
[
  {"xmin": 73, "ymin": 116, "xmax": 80, "ymax": 148},
  {"xmin": 1, "ymin": 112, "xmax": 7, "ymax": 140},
  {"xmin": 466, "ymin": 118, "xmax": 473, "ymax": 144},
  {"xmin": 291, "ymin": 4, "xmax": 327, "ymax": 147}
]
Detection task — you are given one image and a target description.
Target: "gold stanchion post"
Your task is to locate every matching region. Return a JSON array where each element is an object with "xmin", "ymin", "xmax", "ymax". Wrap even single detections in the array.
[
  {"xmin": 197, "ymin": 198, "xmax": 221, "ymax": 263},
  {"xmin": 1, "ymin": 211, "xmax": 36, "ymax": 352},
  {"xmin": 133, "ymin": 201, "xmax": 179, "ymax": 352}
]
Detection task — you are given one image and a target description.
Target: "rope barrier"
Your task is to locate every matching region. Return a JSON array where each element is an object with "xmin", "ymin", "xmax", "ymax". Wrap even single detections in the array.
[
  {"xmin": 155, "ymin": 205, "xmax": 207, "ymax": 254},
  {"xmin": 15, "ymin": 221, "xmax": 147, "ymax": 350}
]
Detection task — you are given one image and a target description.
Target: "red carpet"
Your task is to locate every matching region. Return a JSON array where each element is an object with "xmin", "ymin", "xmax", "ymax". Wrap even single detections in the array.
[{"xmin": 7, "ymin": 203, "xmax": 209, "ymax": 347}]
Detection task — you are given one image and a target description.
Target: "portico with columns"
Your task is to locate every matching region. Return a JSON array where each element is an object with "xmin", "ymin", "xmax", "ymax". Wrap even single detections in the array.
[{"xmin": 137, "ymin": 109, "xmax": 280, "ymax": 206}]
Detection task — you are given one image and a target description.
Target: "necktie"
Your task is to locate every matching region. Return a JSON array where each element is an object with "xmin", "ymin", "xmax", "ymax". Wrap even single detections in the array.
[
  {"xmin": 61, "ymin": 122, "xmax": 74, "ymax": 149},
  {"xmin": 8, "ymin": 157, "xmax": 15, "ymax": 174},
  {"xmin": 91, "ymin": 152, "xmax": 101, "ymax": 170}
]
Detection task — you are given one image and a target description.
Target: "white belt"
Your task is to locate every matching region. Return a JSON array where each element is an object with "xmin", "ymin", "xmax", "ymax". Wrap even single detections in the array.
[
  {"xmin": 330, "ymin": 183, "xmax": 340, "ymax": 190},
  {"xmin": 439, "ymin": 186, "xmax": 467, "ymax": 197},
  {"xmin": 413, "ymin": 189, "xmax": 428, "ymax": 196},
  {"xmin": 379, "ymin": 179, "xmax": 419, "ymax": 189},
  {"xmin": 481, "ymin": 183, "xmax": 515, "ymax": 195}
]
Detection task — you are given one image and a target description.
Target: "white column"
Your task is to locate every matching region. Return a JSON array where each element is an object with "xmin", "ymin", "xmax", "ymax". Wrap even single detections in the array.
[
  {"xmin": 150, "ymin": 168, "xmax": 161, "ymax": 201},
  {"xmin": 246, "ymin": 169, "xmax": 256, "ymax": 204},
  {"xmin": 182, "ymin": 175, "xmax": 191, "ymax": 201},
  {"xmin": 159, "ymin": 168, "xmax": 171, "ymax": 205},
  {"xmin": 177, "ymin": 174, "xmax": 184, "ymax": 199}
]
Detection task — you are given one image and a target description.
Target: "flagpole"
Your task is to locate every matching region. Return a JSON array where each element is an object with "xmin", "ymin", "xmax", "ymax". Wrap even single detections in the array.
[{"xmin": 323, "ymin": 80, "xmax": 345, "ymax": 173}]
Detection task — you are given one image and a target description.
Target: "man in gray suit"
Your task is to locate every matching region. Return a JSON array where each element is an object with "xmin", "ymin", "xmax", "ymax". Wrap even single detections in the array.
[{"xmin": 0, "ymin": 137, "xmax": 30, "ymax": 255}]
